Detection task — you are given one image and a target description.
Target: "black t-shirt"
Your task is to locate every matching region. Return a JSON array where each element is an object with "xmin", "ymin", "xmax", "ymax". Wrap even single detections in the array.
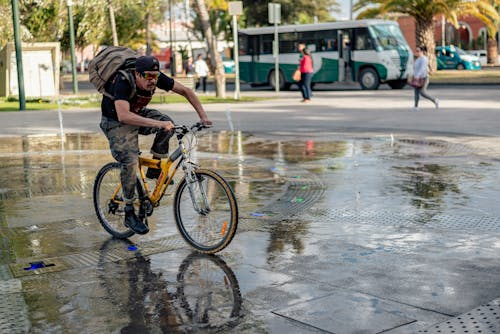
[{"xmin": 101, "ymin": 71, "xmax": 175, "ymax": 121}]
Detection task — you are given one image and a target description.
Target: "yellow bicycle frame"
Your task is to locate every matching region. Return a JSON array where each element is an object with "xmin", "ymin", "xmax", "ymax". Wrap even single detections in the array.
[{"xmin": 138, "ymin": 155, "xmax": 179, "ymax": 205}]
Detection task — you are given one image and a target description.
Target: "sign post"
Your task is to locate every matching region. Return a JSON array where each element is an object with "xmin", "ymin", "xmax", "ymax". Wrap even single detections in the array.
[
  {"xmin": 229, "ymin": 2, "xmax": 242, "ymax": 100},
  {"xmin": 268, "ymin": 3, "xmax": 281, "ymax": 93}
]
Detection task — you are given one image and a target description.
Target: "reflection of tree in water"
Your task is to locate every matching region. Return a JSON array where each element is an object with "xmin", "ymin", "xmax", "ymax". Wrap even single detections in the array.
[
  {"xmin": 394, "ymin": 163, "xmax": 460, "ymax": 210},
  {"xmin": 266, "ymin": 219, "xmax": 308, "ymax": 262},
  {"xmin": 98, "ymin": 239, "xmax": 243, "ymax": 333}
]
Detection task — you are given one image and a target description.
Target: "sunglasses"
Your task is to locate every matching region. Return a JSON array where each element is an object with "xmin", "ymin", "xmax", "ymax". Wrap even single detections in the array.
[{"xmin": 141, "ymin": 72, "xmax": 160, "ymax": 80}]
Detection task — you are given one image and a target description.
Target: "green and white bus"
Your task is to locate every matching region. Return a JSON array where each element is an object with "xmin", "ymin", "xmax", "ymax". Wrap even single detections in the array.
[{"xmin": 238, "ymin": 20, "xmax": 413, "ymax": 90}]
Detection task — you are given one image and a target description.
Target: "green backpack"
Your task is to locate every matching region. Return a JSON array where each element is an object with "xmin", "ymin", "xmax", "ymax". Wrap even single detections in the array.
[{"xmin": 88, "ymin": 46, "xmax": 137, "ymax": 99}]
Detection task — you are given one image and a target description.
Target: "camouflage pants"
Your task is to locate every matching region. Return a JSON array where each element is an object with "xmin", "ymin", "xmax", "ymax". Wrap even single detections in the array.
[{"xmin": 100, "ymin": 108, "xmax": 174, "ymax": 203}]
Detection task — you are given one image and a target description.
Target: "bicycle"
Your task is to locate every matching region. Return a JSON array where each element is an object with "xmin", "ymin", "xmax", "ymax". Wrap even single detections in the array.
[{"xmin": 93, "ymin": 122, "xmax": 238, "ymax": 254}]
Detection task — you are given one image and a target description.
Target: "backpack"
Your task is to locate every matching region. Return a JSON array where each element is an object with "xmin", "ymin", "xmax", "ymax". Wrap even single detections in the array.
[{"xmin": 88, "ymin": 46, "xmax": 137, "ymax": 99}]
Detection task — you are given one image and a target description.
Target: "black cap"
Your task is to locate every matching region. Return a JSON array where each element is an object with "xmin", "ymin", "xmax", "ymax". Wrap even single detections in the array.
[{"xmin": 135, "ymin": 56, "xmax": 160, "ymax": 72}]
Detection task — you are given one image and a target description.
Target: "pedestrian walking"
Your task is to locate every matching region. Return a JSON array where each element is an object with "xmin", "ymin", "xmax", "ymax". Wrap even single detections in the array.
[
  {"xmin": 194, "ymin": 54, "xmax": 209, "ymax": 93},
  {"xmin": 411, "ymin": 45, "xmax": 439, "ymax": 112},
  {"xmin": 297, "ymin": 43, "xmax": 313, "ymax": 102}
]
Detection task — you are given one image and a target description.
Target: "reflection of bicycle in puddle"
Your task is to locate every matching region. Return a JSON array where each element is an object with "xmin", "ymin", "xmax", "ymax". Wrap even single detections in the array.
[{"xmin": 98, "ymin": 239, "xmax": 243, "ymax": 333}]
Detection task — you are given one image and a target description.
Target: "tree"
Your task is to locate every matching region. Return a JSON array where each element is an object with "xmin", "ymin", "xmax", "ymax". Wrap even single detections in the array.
[
  {"xmin": 355, "ymin": 0, "xmax": 500, "ymax": 69},
  {"xmin": 192, "ymin": 0, "xmax": 226, "ymax": 98},
  {"xmin": 456, "ymin": 0, "xmax": 500, "ymax": 64},
  {"xmin": 242, "ymin": 0, "xmax": 339, "ymax": 27}
]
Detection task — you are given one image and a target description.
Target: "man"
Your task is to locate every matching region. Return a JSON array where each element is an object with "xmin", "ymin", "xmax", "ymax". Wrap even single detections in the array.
[{"xmin": 100, "ymin": 55, "xmax": 212, "ymax": 235}]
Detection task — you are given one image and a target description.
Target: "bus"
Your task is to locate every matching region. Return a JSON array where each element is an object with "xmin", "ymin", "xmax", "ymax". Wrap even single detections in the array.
[{"xmin": 238, "ymin": 20, "xmax": 413, "ymax": 90}]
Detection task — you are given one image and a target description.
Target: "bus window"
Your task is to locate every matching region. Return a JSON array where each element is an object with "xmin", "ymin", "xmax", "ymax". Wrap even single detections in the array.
[
  {"xmin": 261, "ymin": 34, "xmax": 273, "ymax": 54},
  {"xmin": 369, "ymin": 24, "xmax": 406, "ymax": 51},
  {"xmin": 353, "ymin": 28, "xmax": 374, "ymax": 51},
  {"xmin": 317, "ymin": 30, "xmax": 337, "ymax": 51},
  {"xmin": 239, "ymin": 35, "xmax": 248, "ymax": 55},
  {"xmin": 280, "ymin": 32, "xmax": 297, "ymax": 53}
]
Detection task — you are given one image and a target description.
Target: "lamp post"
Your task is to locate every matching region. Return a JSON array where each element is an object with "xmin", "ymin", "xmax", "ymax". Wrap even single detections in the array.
[
  {"xmin": 11, "ymin": 0, "xmax": 26, "ymax": 110},
  {"xmin": 67, "ymin": 0, "xmax": 78, "ymax": 94}
]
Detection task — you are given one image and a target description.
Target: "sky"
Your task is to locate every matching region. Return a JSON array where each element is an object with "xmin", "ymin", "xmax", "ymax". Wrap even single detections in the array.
[{"xmin": 337, "ymin": 0, "xmax": 354, "ymax": 20}]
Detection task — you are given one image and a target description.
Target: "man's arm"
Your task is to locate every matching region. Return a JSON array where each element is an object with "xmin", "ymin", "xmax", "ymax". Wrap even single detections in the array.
[
  {"xmin": 115, "ymin": 100, "xmax": 173, "ymax": 131},
  {"xmin": 171, "ymin": 81, "xmax": 212, "ymax": 126}
]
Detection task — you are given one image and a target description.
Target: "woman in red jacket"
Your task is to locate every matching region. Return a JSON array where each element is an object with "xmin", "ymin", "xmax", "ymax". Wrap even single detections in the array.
[{"xmin": 298, "ymin": 44, "xmax": 314, "ymax": 102}]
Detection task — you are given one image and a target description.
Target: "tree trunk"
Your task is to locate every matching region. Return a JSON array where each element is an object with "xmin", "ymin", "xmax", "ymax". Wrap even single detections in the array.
[
  {"xmin": 107, "ymin": 0, "xmax": 118, "ymax": 46},
  {"xmin": 487, "ymin": 36, "xmax": 498, "ymax": 65},
  {"xmin": 194, "ymin": 0, "xmax": 226, "ymax": 98},
  {"xmin": 415, "ymin": 16, "xmax": 436, "ymax": 72}
]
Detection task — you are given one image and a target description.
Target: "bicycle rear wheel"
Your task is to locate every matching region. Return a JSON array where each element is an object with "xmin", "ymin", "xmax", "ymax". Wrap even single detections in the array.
[
  {"xmin": 93, "ymin": 162, "xmax": 135, "ymax": 239},
  {"xmin": 174, "ymin": 169, "xmax": 238, "ymax": 254}
]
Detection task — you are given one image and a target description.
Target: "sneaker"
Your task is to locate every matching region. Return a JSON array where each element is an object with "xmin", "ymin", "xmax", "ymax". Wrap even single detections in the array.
[
  {"xmin": 435, "ymin": 98, "xmax": 440, "ymax": 109},
  {"xmin": 124, "ymin": 205, "xmax": 149, "ymax": 235},
  {"xmin": 146, "ymin": 168, "xmax": 161, "ymax": 179},
  {"xmin": 413, "ymin": 107, "xmax": 419, "ymax": 112}
]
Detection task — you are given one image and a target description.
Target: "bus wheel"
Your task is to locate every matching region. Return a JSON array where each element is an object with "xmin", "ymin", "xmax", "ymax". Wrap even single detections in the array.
[
  {"xmin": 456, "ymin": 63, "xmax": 465, "ymax": 70},
  {"xmin": 387, "ymin": 79, "xmax": 406, "ymax": 89},
  {"xmin": 359, "ymin": 68, "xmax": 380, "ymax": 90},
  {"xmin": 269, "ymin": 70, "xmax": 286, "ymax": 90}
]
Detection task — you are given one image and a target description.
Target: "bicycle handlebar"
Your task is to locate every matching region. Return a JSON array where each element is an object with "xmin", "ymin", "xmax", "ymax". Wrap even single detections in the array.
[{"xmin": 173, "ymin": 122, "xmax": 210, "ymax": 136}]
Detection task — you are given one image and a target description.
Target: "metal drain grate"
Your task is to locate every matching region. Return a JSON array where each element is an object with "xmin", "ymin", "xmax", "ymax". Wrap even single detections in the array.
[
  {"xmin": 396, "ymin": 138, "xmax": 480, "ymax": 156},
  {"xmin": 257, "ymin": 168, "xmax": 325, "ymax": 220},
  {"xmin": 319, "ymin": 209, "xmax": 500, "ymax": 233},
  {"xmin": 7, "ymin": 234, "xmax": 187, "ymax": 278},
  {"xmin": 419, "ymin": 298, "xmax": 500, "ymax": 333}
]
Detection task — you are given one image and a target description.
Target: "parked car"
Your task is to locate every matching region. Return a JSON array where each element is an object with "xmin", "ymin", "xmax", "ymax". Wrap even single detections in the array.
[
  {"xmin": 222, "ymin": 57, "xmax": 235, "ymax": 74},
  {"xmin": 435, "ymin": 45, "xmax": 481, "ymax": 70},
  {"xmin": 469, "ymin": 50, "xmax": 487, "ymax": 65}
]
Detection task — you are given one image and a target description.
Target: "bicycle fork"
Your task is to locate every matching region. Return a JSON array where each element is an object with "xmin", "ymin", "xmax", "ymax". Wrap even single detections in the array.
[{"xmin": 185, "ymin": 167, "xmax": 211, "ymax": 216}]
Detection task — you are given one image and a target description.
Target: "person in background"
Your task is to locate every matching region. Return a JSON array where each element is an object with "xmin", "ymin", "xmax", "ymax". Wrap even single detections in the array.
[
  {"xmin": 184, "ymin": 56, "xmax": 194, "ymax": 77},
  {"xmin": 413, "ymin": 45, "xmax": 439, "ymax": 112},
  {"xmin": 194, "ymin": 54, "xmax": 209, "ymax": 93},
  {"xmin": 298, "ymin": 43, "xmax": 313, "ymax": 102}
]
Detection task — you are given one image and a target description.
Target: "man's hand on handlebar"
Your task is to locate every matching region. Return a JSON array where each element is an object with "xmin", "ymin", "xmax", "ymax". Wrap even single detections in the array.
[
  {"xmin": 201, "ymin": 118, "xmax": 213, "ymax": 127},
  {"xmin": 160, "ymin": 120, "xmax": 175, "ymax": 132}
]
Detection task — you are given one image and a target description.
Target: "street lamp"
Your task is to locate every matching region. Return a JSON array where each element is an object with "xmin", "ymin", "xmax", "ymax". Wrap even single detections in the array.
[{"xmin": 67, "ymin": 0, "xmax": 78, "ymax": 94}]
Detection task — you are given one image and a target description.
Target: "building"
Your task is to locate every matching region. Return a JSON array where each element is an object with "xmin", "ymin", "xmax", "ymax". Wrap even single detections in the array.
[{"xmin": 398, "ymin": 14, "xmax": 495, "ymax": 52}]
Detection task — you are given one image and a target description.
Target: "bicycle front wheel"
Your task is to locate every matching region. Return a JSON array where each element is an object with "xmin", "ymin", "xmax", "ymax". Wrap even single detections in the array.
[
  {"xmin": 174, "ymin": 169, "xmax": 238, "ymax": 254},
  {"xmin": 93, "ymin": 162, "xmax": 135, "ymax": 239}
]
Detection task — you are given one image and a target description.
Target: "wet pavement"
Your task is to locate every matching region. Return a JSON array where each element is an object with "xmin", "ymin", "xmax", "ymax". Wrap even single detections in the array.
[
  {"xmin": 2, "ymin": 85, "xmax": 500, "ymax": 333},
  {"xmin": 0, "ymin": 126, "xmax": 499, "ymax": 334}
]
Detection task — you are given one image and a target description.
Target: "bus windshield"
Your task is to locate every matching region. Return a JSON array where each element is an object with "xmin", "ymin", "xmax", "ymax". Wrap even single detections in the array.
[{"xmin": 369, "ymin": 24, "xmax": 407, "ymax": 51}]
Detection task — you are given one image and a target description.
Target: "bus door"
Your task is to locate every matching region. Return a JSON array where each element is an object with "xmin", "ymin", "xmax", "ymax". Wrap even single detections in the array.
[{"xmin": 338, "ymin": 30, "xmax": 353, "ymax": 82}]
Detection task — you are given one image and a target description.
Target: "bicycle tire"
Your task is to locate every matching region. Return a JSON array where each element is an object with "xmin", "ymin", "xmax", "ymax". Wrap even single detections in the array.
[
  {"xmin": 173, "ymin": 169, "xmax": 238, "ymax": 254},
  {"xmin": 93, "ymin": 162, "xmax": 136, "ymax": 239}
]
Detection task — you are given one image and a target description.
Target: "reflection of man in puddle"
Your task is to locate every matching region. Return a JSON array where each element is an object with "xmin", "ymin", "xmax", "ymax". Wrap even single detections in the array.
[{"xmin": 99, "ymin": 240, "xmax": 242, "ymax": 333}]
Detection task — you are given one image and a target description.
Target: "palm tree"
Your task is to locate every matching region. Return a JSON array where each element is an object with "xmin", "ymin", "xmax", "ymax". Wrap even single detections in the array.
[
  {"xmin": 354, "ymin": 0, "xmax": 478, "ymax": 70},
  {"xmin": 456, "ymin": 0, "xmax": 500, "ymax": 64}
]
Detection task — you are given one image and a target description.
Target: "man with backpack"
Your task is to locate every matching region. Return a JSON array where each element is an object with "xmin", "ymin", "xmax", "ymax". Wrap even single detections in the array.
[{"xmin": 98, "ymin": 54, "xmax": 212, "ymax": 235}]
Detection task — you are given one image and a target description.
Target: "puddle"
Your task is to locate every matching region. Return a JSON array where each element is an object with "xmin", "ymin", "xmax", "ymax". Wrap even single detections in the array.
[{"xmin": 1, "ymin": 132, "xmax": 500, "ymax": 333}]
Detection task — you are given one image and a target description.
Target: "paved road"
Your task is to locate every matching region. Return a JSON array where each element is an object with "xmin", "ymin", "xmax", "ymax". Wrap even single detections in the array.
[{"xmin": 0, "ymin": 85, "xmax": 499, "ymax": 333}]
